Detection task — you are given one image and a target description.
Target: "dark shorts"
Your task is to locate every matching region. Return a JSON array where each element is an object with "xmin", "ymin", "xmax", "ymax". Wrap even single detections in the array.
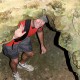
[{"xmin": 2, "ymin": 37, "xmax": 33, "ymax": 59}]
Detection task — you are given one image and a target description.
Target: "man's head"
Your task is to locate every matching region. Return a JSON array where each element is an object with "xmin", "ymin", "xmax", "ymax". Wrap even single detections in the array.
[{"xmin": 33, "ymin": 16, "xmax": 48, "ymax": 29}]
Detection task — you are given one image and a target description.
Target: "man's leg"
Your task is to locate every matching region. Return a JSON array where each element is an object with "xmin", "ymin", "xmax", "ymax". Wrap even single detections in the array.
[
  {"xmin": 10, "ymin": 58, "xmax": 22, "ymax": 80},
  {"xmin": 17, "ymin": 37, "xmax": 34, "ymax": 71},
  {"xmin": 2, "ymin": 43, "xmax": 22, "ymax": 80},
  {"xmin": 20, "ymin": 51, "xmax": 34, "ymax": 64},
  {"xmin": 18, "ymin": 52, "xmax": 34, "ymax": 71},
  {"xmin": 10, "ymin": 58, "xmax": 19, "ymax": 73}
]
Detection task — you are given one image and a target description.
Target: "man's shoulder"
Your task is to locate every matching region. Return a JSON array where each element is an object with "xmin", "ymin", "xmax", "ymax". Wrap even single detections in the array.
[
  {"xmin": 19, "ymin": 20, "xmax": 25, "ymax": 24},
  {"xmin": 18, "ymin": 20, "xmax": 26, "ymax": 27},
  {"xmin": 18, "ymin": 20, "xmax": 31, "ymax": 26}
]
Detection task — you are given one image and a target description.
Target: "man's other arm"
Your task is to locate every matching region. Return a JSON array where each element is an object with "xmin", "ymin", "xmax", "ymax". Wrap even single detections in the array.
[{"xmin": 37, "ymin": 28, "xmax": 47, "ymax": 54}]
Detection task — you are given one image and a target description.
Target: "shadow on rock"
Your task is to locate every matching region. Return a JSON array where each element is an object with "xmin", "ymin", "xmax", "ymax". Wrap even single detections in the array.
[{"xmin": 54, "ymin": 32, "xmax": 78, "ymax": 80}]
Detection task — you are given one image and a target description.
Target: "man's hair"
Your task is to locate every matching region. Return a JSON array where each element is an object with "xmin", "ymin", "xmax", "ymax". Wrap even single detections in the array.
[{"xmin": 40, "ymin": 15, "xmax": 48, "ymax": 23}]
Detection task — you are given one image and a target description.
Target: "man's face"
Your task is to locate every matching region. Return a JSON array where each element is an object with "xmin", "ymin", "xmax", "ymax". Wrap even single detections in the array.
[{"xmin": 34, "ymin": 19, "xmax": 45, "ymax": 28}]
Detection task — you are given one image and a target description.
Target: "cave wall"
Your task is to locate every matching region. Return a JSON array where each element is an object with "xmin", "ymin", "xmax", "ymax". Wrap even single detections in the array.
[{"xmin": 0, "ymin": 0, "xmax": 80, "ymax": 52}]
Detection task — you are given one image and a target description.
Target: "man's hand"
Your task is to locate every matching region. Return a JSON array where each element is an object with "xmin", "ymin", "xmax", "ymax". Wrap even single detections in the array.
[
  {"xmin": 41, "ymin": 45, "xmax": 47, "ymax": 54},
  {"xmin": 13, "ymin": 24, "xmax": 26, "ymax": 39}
]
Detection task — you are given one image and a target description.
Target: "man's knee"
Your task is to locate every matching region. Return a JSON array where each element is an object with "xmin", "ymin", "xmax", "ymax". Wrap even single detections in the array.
[
  {"xmin": 25, "ymin": 52, "xmax": 34, "ymax": 57},
  {"xmin": 11, "ymin": 58, "xmax": 19, "ymax": 65}
]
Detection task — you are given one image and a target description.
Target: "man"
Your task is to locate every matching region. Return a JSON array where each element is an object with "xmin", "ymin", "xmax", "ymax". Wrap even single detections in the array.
[{"xmin": 3, "ymin": 16, "xmax": 48, "ymax": 80}]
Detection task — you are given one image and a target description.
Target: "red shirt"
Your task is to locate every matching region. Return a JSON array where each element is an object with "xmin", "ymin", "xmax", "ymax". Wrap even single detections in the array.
[{"xmin": 6, "ymin": 20, "xmax": 43, "ymax": 46}]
